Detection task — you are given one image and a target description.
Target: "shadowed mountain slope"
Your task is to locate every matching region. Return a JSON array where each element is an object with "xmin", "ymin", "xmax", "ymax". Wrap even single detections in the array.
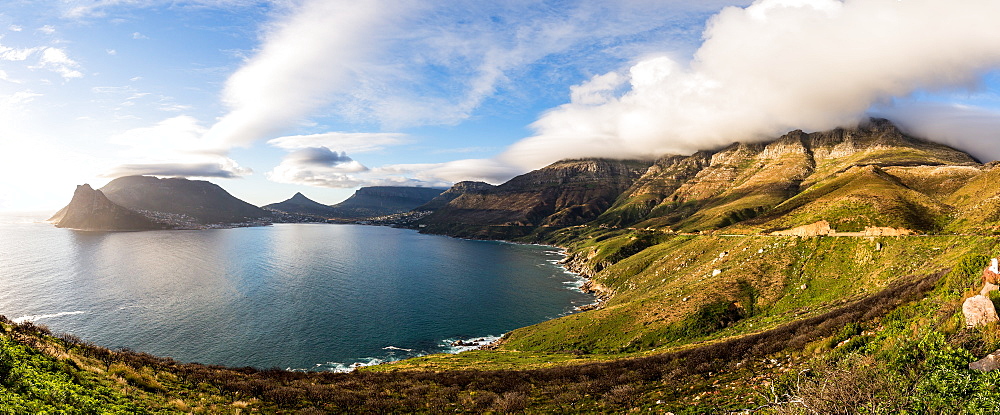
[
  {"xmin": 99, "ymin": 176, "xmax": 270, "ymax": 225},
  {"xmin": 49, "ymin": 184, "xmax": 172, "ymax": 231},
  {"xmin": 262, "ymin": 192, "xmax": 337, "ymax": 217},
  {"xmin": 326, "ymin": 186, "xmax": 446, "ymax": 219},
  {"xmin": 418, "ymin": 158, "xmax": 652, "ymax": 238},
  {"xmin": 413, "ymin": 181, "xmax": 496, "ymax": 212}
]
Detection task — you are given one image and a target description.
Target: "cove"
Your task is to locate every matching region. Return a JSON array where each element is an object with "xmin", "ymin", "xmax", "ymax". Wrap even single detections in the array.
[{"xmin": 0, "ymin": 218, "xmax": 593, "ymax": 371}]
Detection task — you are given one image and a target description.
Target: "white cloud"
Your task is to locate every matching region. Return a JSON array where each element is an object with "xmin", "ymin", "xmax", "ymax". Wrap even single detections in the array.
[
  {"xmin": 37, "ymin": 25, "xmax": 56, "ymax": 35},
  {"xmin": 104, "ymin": 116, "xmax": 250, "ymax": 178},
  {"xmin": 267, "ymin": 147, "xmax": 373, "ymax": 188},
  {"xmin": 266, "ymin": 147, "xmax": 478, "ymax": 189},
  {"xmin": 267, "ymin": 132, "xmax": 410, "ymax": 153},
  {"xmin": 35, "ymin": 47, "xmax": 83, "ymax": 79},
  {"xmin": 204, "ymin": 0, "xmax": 411, "ymax": 147},
  {"xmin": 497, "ymin": 0, "xmax": 1000, "ymax": 170},
  {"xmin": 873, "ymin": 102, "xmax": 1000, "ymax": 163},
  {"xmin": 207, "ymin": 0, "xmax": 751, "ymax": 147},
  {"xmin": 131, "ymin": 32, "xmax": 148, "ymax": 40},
  {"xmin": 8, "ymin": 25, "xmax": 22, "ymax": 32},
  {"xmin": 107, "ymin": 49, "xmax": 117, "ymax": 55},
  {"xmin": 0, "ymin": 43, "xmax": 40, "ymax": 61},
  {"xmin": 1, "ymin": 91, "xmax": 43, "ymax": 107}
]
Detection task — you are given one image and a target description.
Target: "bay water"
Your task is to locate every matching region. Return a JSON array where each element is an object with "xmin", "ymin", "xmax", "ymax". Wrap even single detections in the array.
[{"xmin": 0, "ymin": 214, "xmax": 592, "ymax": 371}]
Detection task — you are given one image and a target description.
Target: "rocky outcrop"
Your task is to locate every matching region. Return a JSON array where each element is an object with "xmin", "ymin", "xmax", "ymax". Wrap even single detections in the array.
[
  {"xmin": 861, "ymin": 227, "xmax": 915, "ymax": 237},
  {"xmin": 963, "ymin": 295, "xmax": 999, "ymax": 328},
  {"xmin": 49, "ymin": 184, "xmax": 172, "ymax": 231},
  {"xmin": 418, "ymin": 159, "xmax": 651, "ymax": 237},
  {"xmin": 413, "ymin": 181, "xmax": 495, "ymax": 212},
  {"xmin": 771, "ymin": 221, "xmax": 834, "ymax": 237},
  {"xmin": 591, "ymin": 118, "xmax": 978, "ymax": 233},
  {"xmin": 970, "ymin": 350, "xmax": 1000, "ymax": 372}
]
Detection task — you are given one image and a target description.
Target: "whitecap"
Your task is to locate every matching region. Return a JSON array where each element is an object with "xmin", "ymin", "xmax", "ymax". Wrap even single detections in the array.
[{"xmin": 12, "ymin": 310, "xmax": 86, "ymax": 324}]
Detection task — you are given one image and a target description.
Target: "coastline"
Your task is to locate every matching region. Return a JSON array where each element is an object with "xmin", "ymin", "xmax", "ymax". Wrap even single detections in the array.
[{"xmin": 26, "ymin": 216, "xmax": 602, "ymax": 372}]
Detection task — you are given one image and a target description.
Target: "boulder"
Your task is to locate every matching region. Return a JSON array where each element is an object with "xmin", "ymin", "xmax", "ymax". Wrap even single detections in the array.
[
  {"xmin": 963, "ymin": 295, "xmax": 999, "ymax": 328},
  {"xmin": 982, "ymin": 282, "xmax": 1000, "ymax": 296},
  {"xmin": 971, "ymin": 350, "xmax": 1000, "ymax": 372}
]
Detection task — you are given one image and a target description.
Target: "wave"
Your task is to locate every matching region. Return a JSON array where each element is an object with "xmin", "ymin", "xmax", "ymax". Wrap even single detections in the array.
[
  {"xmin": 12, "ymin": 310, "xmax": 86, "ymax": 324},
  {"xmin": 294, "ymin": 334, "xmax": 503, "ymax": 373}
]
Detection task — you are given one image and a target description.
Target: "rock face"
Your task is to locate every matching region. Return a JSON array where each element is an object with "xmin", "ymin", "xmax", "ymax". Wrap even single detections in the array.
[
  {"xmin": 963, "ymin": 295, "xmax": 999, "ymax": 328},
  {"xmin": 327, "ymin": 186, "xmax": 446, "ymax": 218},
  {"xmin": 413, "ymin": 181, "xmax": 495, "ymax": 212},
  {"xmin": 418, "ymin": 158, "xmax": 652, "ymax": 238},
  {"xmin": 49, "ymin": 184, "xmax": 171, "ymax": 231},
  {"xmin": 771, "ymin": 221, "xmax": 835, "ymax": 237},
  {"xmin": 970, "ymin": 350, "xmax": 1000, "ymax": 372},
  {"xmin": 591, "ymin": 118, "xmax": 979, "ymax": 233},
  {"xmin": 100, "ymin": 176, "xmax": 270, "ymax": 225}
]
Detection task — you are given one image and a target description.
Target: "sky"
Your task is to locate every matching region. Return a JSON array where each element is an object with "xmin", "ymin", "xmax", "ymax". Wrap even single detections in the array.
[{"xmin": 1, "ymin": 0, "xmax": 1000, "ymax": 212}]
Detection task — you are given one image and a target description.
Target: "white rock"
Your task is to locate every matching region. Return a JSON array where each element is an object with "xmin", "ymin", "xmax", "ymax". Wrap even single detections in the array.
[
  {"xmin": 963, "ymin": 295, "xmax": 999, "ymax": 328},
  {"xmin": 712, "ymin": 269, "xmax": 722, "ymax": 276}
]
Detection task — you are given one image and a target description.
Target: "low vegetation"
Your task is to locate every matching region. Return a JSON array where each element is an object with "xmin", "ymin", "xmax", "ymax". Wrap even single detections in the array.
[{"xmin": 5, "ymin": 239, "xmax": 1000, "ymax": 413}]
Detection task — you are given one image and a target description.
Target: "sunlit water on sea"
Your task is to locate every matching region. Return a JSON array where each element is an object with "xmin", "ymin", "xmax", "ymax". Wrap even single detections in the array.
[{"xmin": 0, "ymin": 214, "xmax": 593, "ymax": 371}]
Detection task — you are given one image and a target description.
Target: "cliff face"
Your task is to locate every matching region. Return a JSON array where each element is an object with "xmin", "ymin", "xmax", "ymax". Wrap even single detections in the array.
[
  {"xmin": 100, "ymin": 176, "xmax": 270, "ymax": 225},
  {"xmin": 49, "ymin": 185, "xmax": 171, "ymax": 231},
  {"xmin": 418, "ymin": 159, "xmax": 652, "ymax": 237},
  {"xmin": 414, "ymin": 181, "xmax": 496, "ymax": 212},
  {"xmin": 596, "ymin": 118, "xmax": 979, "ymax": 233},
  {"xmin": 326, "ymin": 186, "xmax": 446, "ymax": 218}
]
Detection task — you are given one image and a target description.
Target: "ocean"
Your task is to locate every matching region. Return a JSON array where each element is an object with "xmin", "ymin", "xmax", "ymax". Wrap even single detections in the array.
[{"xmin": 0, "ymin": 214, "xmax": 593, "ymax": 371}]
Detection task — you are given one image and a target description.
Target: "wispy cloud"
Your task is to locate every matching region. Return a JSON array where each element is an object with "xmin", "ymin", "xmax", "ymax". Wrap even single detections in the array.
[
  {"xmin": 873, "ymin": 102, "xmax": 1000, "ymax": 163},
  {"xmin": 266, "ymin": 147, "xmax": 472, "ymax": 189},
  {"xmin": 34, "ymin": 47, "xmax": 83, "ymax": 79},
  {"xmin": 496, "ymin": 0, "xmax": 1000, "ymax": 169},
  {"xmin": 1, "ymin": 40, "xmax": 83, "ymax": 81},
  {"xmin": 102, "ymin": 162, "xmax": 250, "ymax": 178},
  {"xmin": 268, "ymin": 132, "xmax": 410, "ymax": 153},
  {"xmin": 204, "ymin": 0, "xmax": 412, "ymax": 147},
  {"xmin": 61, "ymin": 0, "xmax": 278, "ymax": 19},
  {"xmin": 104, "ymin": 116, "xmax": 250, "ymax": 179},
  {"xmin": 267, "ymin": 147, "xmax": 373, "ymax": 188},
  {"xmin": 208, "ymin": 0, "xmax": 749, "ymax": 148}
]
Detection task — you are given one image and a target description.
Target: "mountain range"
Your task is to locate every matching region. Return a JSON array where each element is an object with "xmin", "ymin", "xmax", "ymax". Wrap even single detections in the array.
[
  {"xmin": 416, "ymin": 118, "xmax": 998, "ymax": 238},
  {"xmin": 263, "ymin": 186, "xmax": 446, "ymax": 219},
  {"xmin": 50, "ymin": 177, "xmax": 447, "ymax": 231}
]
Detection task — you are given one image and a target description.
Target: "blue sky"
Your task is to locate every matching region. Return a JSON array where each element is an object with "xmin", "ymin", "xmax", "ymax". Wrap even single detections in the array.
[{"xmin": 2, "ymin": 0, "xmax": 999, "ymax": 212}]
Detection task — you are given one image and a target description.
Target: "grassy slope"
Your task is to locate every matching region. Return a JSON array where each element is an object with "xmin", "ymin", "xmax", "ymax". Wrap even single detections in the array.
[{"xmin": 5, "ymin": 262, "xmax": 991, "ymax": 414}]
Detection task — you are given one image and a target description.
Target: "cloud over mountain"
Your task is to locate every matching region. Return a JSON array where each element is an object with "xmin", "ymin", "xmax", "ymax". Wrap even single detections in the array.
[{"xmin": 499, "ymin": 0, "xmax": 1000, "ymax": 169}]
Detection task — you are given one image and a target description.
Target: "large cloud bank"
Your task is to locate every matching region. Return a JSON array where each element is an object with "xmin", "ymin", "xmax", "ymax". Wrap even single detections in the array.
[{"xmin": 499, "ymin": 0, "xmax": 1000, "ymax": 169}]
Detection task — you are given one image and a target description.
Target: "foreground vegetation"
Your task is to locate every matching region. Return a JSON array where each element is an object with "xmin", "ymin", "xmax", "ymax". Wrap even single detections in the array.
[{"xmin": 5, "ymin": 232, "xmax": 1000, "ymax": 413}]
